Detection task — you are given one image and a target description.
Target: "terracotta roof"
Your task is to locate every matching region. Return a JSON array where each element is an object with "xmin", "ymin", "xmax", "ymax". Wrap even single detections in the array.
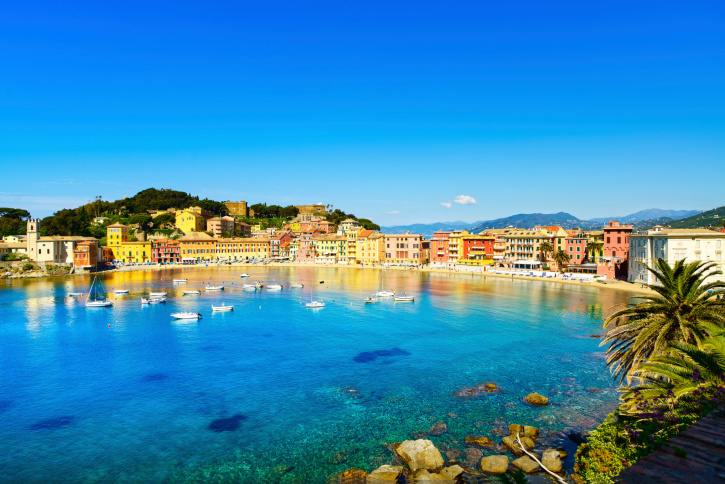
[
  {"xmin": 178, "ymin": 232, "xmax": 216, "ymax": 241},
  {"xmin": 358, "ymin": 229, "xmax": 374, "ymax": 237},
  {"xmin": 107, "ymin": 223, "xmax": 128, "ymax": 228},
  {"xmin": 38, "ymin": 236, "xmax": 97, "ymax": 241}
]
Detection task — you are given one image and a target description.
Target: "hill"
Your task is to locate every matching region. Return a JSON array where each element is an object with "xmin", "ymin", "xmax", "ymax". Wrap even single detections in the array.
[
  {"xmin": 664, "ymin": 206, "xmax": 725, "ymax": 229},
  {"xmin": 380, "ymin": 221, "xmax": 475, "ymax": 236},
  {"xmin": 468, "ymin": 212, "xmax": 602, "ymax": 233},
  {"xmin": 588, "ymin": 208, "xmax": 700, "ymax": 224}
]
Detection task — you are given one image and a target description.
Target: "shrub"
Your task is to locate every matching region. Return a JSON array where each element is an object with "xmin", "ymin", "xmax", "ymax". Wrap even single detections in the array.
[{"xmin": 22, "ymin": 263, "xmax": 33, "ymax": 271}]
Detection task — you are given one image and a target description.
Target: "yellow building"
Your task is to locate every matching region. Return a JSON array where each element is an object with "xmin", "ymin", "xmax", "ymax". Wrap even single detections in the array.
[
  {"xmin": 295, "ymin": 204, "xmax": 327, "ymax": 215},
  {"xmin": 175, "ymin": 210, "xmax": 206, "ymax": 233},
  {"xmin": 213, "ymin": 238, "xmax": 270, "ymax": 261},
  {"xmin": 357, "ymin": 230, "xmax": 385, "ymax": 264},
  {"xmin": 285, "ymin": 222, "xmax": 301, "ymax": 232},
  {"xmin": 107, "ymin": 223, "xmax": 129, "ymax": 248},
  {"xmin": 114, "ymin": 241, "xmax": 152, "ymax": 263}
]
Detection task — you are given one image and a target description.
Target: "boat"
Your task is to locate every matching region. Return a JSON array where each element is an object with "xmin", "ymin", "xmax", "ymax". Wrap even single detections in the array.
[
  {"xmin": 364, "ymin": 296, "xmax": 379, "ymax": 303},
  {"xmin": 68, "ymin": 292, "xmax": 84, "ymax": 297},
  {"xmin": 212, "ymin": 303, "xmax": 233, "ymax": 311},
  {"xmin": 289, "ymin": 283, "xmax": 304, "ymax": 288},
  {"xmin": 205, "ymin": 285, "xmax": 224, "ymax": 291},
  {"xmin": 114, "ymin": 289, "xmax": 129, "ymax": 294},
  {"xmin": 85, "ymin": 275, "xmax": 113, "ymax": 307},
  {"xmin": 394, "ymin": 293, "xmax": 415, "ymax": 302},
  {"xmin": 306, "ymin": 301, "xmax": 325, "ymax": 309},
  {"xmin": 171, "ymin": 312, "xmax": 202, "ymax": 320},
  {"xmin": 267, "ymin": 284, "xmax": 283, "ymax": 290},
  {"xmin": 375, "ymin": 271, "xmax": 395, "ymax": 298},
  {"xmin": 255, "ymin": 282, "xmax": 264, "ymax": 288},
  {"xmin": 173, "ymin": 279, "xmax": 187, "ymax": 283},
  {"xmin": 142, "ymin": 297, "xmax": 166, "ymax": 304},
  {"xmin": 242, "ymin": 284, "xmax": 257, "ymax": 290},
  {"xmin": 240, "ymin": 273, "xmax": 250, "ymax": 278},
  {"xmin": 182, "ymin": 290, "xmax": 201, "ymax": 295},
  {"xmin": 149, "ymin": 291, "xmax": 167, "ymax": 297}
]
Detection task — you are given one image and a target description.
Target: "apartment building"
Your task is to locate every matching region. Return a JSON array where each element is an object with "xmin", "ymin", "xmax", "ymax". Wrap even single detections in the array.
[{"xmin": 384, "ymin": 233, "xmax": 427, "ymax": 265}]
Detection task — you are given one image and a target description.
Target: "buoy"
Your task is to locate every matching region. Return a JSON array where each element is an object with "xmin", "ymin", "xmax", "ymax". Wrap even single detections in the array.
[{"xmin": 108, "ymin": 324, "xmax": 111, "ymax": 328}]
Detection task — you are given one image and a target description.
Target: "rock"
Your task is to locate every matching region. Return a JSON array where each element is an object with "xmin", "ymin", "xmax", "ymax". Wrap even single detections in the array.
[
  {"xmin": 444, "ymin": 449, "xmax": 462, "ymax": 460},
  {"xmin": 447, "ymin": 412, "xmax": 458, "ymax": 419},
  {"xmin": 590, "ymin": 334, "xmax": 600, "ymax": 338},
  {"xmin": 509, "ymin": 424, "xmax": 525, "ymax": 436},
  {"xmin": 542, "ymin": 448, "xmax": 564, "ymax": 473},
  {"xmin": 395, "ymin": 440, "xmax": 445, "ymax": 473},
  {"xmin": 464, "ymin": 435, "xmax": 494, "ymax": 448},
  {"xmin": 512, "ymin": 456, "xmax": 540, "ymax": 474},
  {"xmin": 328, "ymin": 452, "xmax": 348, "ymax": 464},
  {"xmin": 502, "ymin": 435, "xmax": 535, "ymax": 456},
  {"xmin": 464, "ymin": 448, "xmax": 482, "ymax": 466},
  {"xmin": 337, "ymin": 468, "xmax": 367, "ymax": 483},
  {"xmin": 366, "ymin": 465, "xmax": 403, "ymax": 483},
  {"xmin": 411, "ymin": 469, "xmax": 447, "ymax": 482},
  {"xmin": 566, "ymin": 431, "xmax": 588, "ymax": 445},
  {"xmin": 585, "ymin": 387, "xmax": 603, "ymax": 393},
  {"xmin": 485, "ymin": 383, "xmax": 498, "ymax": 392},
  {"xmin": 410, "ymin": 431, "xmax": 428, "ymax": 439},
  {"xmin": 558, "ymin": 447, "xmax": 568, "ymax": 459},
  {"xmin": 428, "ymin": 422, "xmax": 448, "ymax": 437},
  {"xmin": 479, "ymin": 455, "xmax": 509, "ymax": 474},
  {"xmin": 439, "ymin": 465, "xmax": 464, "ymax": 480},
  {"xmin": 507, "ymin": 425, "xmax": 540, "ymax": 442},
  {"xmin": 524, "ymin": 393, "xmax": 549, "ymax": 406}
]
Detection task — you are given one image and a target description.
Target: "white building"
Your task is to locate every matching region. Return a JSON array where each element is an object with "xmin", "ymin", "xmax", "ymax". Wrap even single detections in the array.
[
  {"xmin": 26, "ymin": 219, "xmax": 97, "ymax": 264},
  {"xmin": 628, "ymin": 226, "xmax": 725, "ymax": 284}
]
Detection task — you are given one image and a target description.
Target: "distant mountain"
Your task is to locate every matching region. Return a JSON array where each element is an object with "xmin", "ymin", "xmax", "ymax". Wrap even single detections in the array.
[
  {"xmin": 380, "ymin": 221, "xmax": 476, "ymax": 236},
  {"xmin": 663, "ymin": 206, "xmax": 725, "ymax": 229},
  {"xmin": 468, "ymin": 212, "xmax": 602, "ymax": 233},
  {"xmin": 588, "ymin": 209, "xmax": 700, "ymax": 224}
]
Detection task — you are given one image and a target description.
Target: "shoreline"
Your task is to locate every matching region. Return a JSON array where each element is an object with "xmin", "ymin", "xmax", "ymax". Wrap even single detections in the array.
[{"xmin": 3, "ymin": 260, "xmax": 653, "ymax": 296}]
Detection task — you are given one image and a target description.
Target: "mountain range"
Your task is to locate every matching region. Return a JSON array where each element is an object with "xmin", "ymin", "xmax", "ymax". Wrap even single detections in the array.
[{"xmin": 381, "ymin": 208, "xmax": 703, "ymax": 236}]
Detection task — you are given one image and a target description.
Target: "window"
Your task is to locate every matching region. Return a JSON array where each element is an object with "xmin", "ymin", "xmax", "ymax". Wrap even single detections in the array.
[
  {"xmin": 617, "ymin": 237, "xmax": 621, "ymax": 244},
  {"xmin": 577, "ymin": 254, "xmax": 580, "ymax": 260},
  {"xmin": 606, "ymin": 237, "xmax": 610, "ymax": 244},
  {"xmin": 696, "ymin": 240, "xmax": 701, "ymax": 248}
]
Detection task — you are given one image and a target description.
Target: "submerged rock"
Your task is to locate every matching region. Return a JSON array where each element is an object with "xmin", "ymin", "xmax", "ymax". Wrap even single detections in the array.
[
  {"xmin": 479, "ymin": 455, "xmax": 509, "ymax": 474},
  {"xmin": 541, "ymin": 448, "xmax": 564, "ymax": 473},
  {"xmin": 502, "ymin": 435, "xmax": 535, "ymax": 456},
  {"xmin": 524, "ymin": 393, "xmax": 549, "ymax": 406},
  {"xmin": 353, "ymin": 348, "xmax": 410, "ymax": 363},
  {"xmin": 29, "ymin": 415, "xmax": 74, "ymax": 431},
  {"xmin": 508, "ymin": 425, "xmax": 540, "ymax": 442},
  {"xmin": 438, "ymin": 465, "xmax": 464, "ymax": 480},
  {"xmin": 464, "ymin": 435, "xmax": 494, "ymax": 448},
  {"xmin": 411, "ymin": 469, "xmax": 447, "ymax": 482},
  {"xmin": 366, "ymin": 465, "xmax": 402, "ymax": 483},
  {"xmin": 444, "ymin": 449, "xmax": 462, "ymax": 460},
  {"xmin": 464, "ymin": 448, "xmax": 483, "ymax": 467},
  {"xmin": 428, "ymin": 422, "xmax": 448, "ymax": 437},
  {"xmin": 208, "ymin": 414, "xmax": 247, "ymax": 432},
  {"xmin": 337, "ymin": 468, "xmax": 367, "ymax": 483},
  {"xmin": 585, "ymin": 387, "xmax": 603, "ymax": 393},
  {"xmin": 455, "ymin": 382, "xmax": 500, "ymax": 398},
  {"xmin": 512, "ymin": 456, "xmax": 539, "ymax": 474},
  {"xmin": 394, "ymin": 439, "xmax": 444, "ymax": 473}
]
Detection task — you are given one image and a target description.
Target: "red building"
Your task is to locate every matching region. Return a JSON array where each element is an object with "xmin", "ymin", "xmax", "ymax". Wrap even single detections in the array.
[
  {"xmin": 270, "ymin": 232, "xmax": 293, "ymax": 259},
  {"xmin": 603, "ymin": 220, "xmax": 633, "ymax": 279},
  {"xmin": 73, "ymin": 241, "xmax": 98, "ymax": 269},
  {"xmin": 429, "ymin": 231, "xmax": 451, "ymax": 267},
  {"xmin": 460, "ymin": 233, "xmax": 495, "ymax": 262},
  {"xmin": 152, "ymin": 239, "xmax": 181, "ymax": 264}
]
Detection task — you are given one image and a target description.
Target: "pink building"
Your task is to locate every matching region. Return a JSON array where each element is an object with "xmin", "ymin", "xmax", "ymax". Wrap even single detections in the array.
[
  {"xmin": 296, "ymin": 229, "xmax": 320, "ymax": 263},
  {"xmin": 384, "ymin": 233, "xmax": 428, "ymax": 265},
  {"xmin": 603, "ymin": 220, "xmax": 633, "ymax": 279},
  {"xmin": 564, "ymin": 232, "xmax": 588, "ymax": 264},
  {"xmin": 429, "ymin": 231, "xmax": 451, "ymax": 268},
  {"xmin": 270, "ymin": 232, "xmax": 293, "ymax": 259},
  {"xmin": 299, "ymin": 219, "xmax": 335, "ymax": 234}
]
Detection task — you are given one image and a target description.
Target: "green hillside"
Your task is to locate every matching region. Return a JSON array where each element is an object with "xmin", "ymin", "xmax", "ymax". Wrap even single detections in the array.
[{"xmin": 667, "ymin": 206, "xmax": 725, "ymax": 229}]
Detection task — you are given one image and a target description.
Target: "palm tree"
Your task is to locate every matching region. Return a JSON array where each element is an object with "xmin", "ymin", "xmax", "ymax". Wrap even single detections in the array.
[
  {"xmin": 539, "ymin": 241, "xmax": 554, "ymax": 264},
  {"xmin": 553, "ymin": 250, "xmax": 570, "ymax": 272},
  {"xmin": 622, "ymin": 332, "xmax": 725, "ymax": 409},
  {"xmin": 602, "ymin": 258, "xmax": 725, "ymax": 383},
  {"xmin": 586, "ymin": 241, "xmax": 603, "ymax": 263}
]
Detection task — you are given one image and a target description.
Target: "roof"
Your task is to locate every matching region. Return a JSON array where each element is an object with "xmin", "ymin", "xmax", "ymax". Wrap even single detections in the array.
[
  {"xmin": 38, "ymin": 236, "xmax": 97, "ymax": 241},
  {"xmin": 107, "ymin": 223, "xmax": 128, "ymax": 228},
  {"xmin": 178, "ymin": 232, "xmax": 216, "ymax": 241},
  {"xmin": 342, "ymin": 218, "xmax": 359, "ymax": 224},
  {"xmin": 358, "ymin": 229, "xmax": 374, "ymax": 238}
]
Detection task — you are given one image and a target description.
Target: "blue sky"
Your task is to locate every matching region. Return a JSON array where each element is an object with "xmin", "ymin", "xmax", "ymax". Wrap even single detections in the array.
[{"xmin": 1, "ymin": 1, "xmax": 723, "ymax": 225}]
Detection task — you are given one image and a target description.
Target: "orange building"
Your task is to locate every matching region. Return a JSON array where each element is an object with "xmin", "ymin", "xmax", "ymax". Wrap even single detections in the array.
[{"xmin": 73, "ymin": 241, "xmax": 98, "ymax": 269}]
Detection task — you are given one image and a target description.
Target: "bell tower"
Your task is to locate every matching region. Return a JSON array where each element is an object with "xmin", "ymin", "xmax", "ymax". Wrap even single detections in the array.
[{"xmin": 27, "ymin": 218, "xmax": 40, "ymax": 261}]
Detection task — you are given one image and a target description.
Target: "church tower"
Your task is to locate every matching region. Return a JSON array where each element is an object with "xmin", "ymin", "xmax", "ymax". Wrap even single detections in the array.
[{"xmin": 27, "ymin": 218, "xmax": 40, "ymax": 261}]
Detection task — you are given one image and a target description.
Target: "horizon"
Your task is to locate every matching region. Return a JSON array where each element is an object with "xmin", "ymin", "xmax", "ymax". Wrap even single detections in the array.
[{"xmin": 2, "ymin": 1, "xmax": 724, "ymax": 224}]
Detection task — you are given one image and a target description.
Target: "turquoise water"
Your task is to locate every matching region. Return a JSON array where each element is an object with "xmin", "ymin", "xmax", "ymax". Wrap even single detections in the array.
[{"xmin": 0, "ymin": 267, "xmax": 631, "ymax": 483}]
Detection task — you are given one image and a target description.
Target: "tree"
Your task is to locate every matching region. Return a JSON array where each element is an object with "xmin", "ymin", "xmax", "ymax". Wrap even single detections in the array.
[
  {"xmin": 0, "ymin": 208, "xmax": 31, "ymax": 220},
  {"xmin": 539, "ymin": 241, "xmax": 554, "ymax": 262},
  {"xmin": 153, "ymin": 212, "xmax": 176, "ymax": 228},
  {"xmin": 553, "ymin": 250, "xmax": 570, "ymax": 272},
  {"xmin": 357, "ymin": 218, "xmax": 380, "ymax": 231},
  {"xmin": 586, "ymin": 241, "xmax": 603, "ymax": 263},
  {"xmin": 129, "ymin": 213, "xmax": 152, "ymax": 231},
  {"xmin": 601, "ymin": 259, "xmax": 725, "ymax": 383},
  {"xmin": 250, "ymin": 203, "xmax": 268, "ymax": 218},
  {"xmin": 221, "ymin": 231, "xmax": 230, "ymax": 238}
]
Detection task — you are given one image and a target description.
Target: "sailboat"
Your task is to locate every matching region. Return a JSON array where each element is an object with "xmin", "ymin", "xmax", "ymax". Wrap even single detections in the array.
[
  {"xmin": 85, "ymin": 275, "xmax": 113, "ymax": 307},
  {"xmin": 305, "ymin": 283, "xmax": 325, "ymax": 309},
  {"xmin": 375, "ymin": 270, "xmax": 395, "ymax": 298}
]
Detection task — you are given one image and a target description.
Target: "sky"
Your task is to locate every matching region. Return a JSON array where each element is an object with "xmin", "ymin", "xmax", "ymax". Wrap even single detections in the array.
[{"xmin": 1, "ymin": 1, "xmax": 724, "ymax": 226}]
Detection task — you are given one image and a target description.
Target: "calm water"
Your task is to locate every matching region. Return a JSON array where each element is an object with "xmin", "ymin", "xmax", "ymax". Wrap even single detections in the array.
[{"xmin": 0, "ymin": 267, "xmax": 633, "ymax": 483}]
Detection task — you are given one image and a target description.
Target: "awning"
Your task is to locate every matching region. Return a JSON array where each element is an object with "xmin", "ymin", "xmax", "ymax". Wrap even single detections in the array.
[{"xmin": 493, "ymin": 256, "xmax": 504, "ymax": 259}]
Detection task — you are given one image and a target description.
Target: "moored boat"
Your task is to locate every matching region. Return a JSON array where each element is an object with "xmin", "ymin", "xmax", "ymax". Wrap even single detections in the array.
[
  {"xmin": 86, "ymin": 300, "xmax": 114, "ymax": 307},
  {"xmin": 182, "ymin": 290, "xmax": 201, "ymax": 295},
  {"xmin": 376, "ymin": 290, "xmax": 395, "ymax": 298},
  {"xmin": 306, "ymin": 301, "xmax": 325, "ymax": 309},
  {"xmin": 114, "ymin": 289, "xmax": 129, "ymax": 294},
  {"xmin": 242, "ymin": 284, "xmax": 257, "ymax": 290},
  {"xmin": 205, "ymin": 285, "xmax": 224, "ymax": 291},
  {"xmin": 142, "ymin": 297, "xmax": 166, "ymax": 304},
  {"xmin": 212, "ymin": 303, "xmax": 233, "ymax": 311},
  {"xmin": 289, "ymin": 283, "xmax": 304, "ymax": 288},
  {"xmin": 68, "ymin": 292, "xmax": 84, "ymax": 297},
  {"xmin": 171, "ymin": 312, "xmax": 201, "ymax": 320},
  {"xmin": 149, "ymin": 292, "xmax": 167, "ymax": 297},
  {"xmin": 85, "ymin": 275, "xmax": 113, "ymax": 308},
  {"xmin": 364, "ymin": 296, "xmax": 379, "ymax": 303},
  {"xmin": 240, "ymin": 273, "xmax": 250, "ymax": 278},
  {"xmin": 173, "ymin": 279, "xmax": 187, "ymax": 283},
  {"xmin": 267, "ymin": 284, "xmax": 283, "ymax": 290},
  {"xmin": 394, "ymin": 293, "xmax": 414, "ymax": 302}
]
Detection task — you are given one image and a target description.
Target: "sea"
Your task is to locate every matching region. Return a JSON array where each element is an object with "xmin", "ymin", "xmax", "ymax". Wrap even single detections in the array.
[{"xmin": 0, "ymin": 266, "xmax": 635, "ymax": 483}]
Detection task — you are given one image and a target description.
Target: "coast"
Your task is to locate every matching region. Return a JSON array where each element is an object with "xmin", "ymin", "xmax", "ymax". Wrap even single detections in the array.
[{"xmin": 3, "ymin": 259, "xmax": 652, "ymax": 295}]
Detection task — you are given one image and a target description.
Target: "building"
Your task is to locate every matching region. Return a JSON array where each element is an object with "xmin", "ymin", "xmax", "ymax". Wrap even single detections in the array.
[
  {"xmin": 357, "ymin": 230, "xmax": 385, "ymax": 264},
  {"xmin": 628, "ymin": 227, "xmax": 725, "ymax": 284},
  {"xmin": 3, "ymin": 235, "xmax": 27, "ymax": 244},
  {"xmin": 179, "ymin": 232, "xmax": 217, "ymax": 262},
  {"xmin": 289, "ymin": 239, "xmax": 300, "ymax": 261},
  {"xmin": 212, "ymin": 238, "xmax": 270, "ymax": 261},
  {"xmin": 295, "ymin": 204, "xmax": 327, "ymax": 215},
  {"xmin": 384, "ymin": 233, "xmax": 427, "ymax": 265},
  {"xmin": 224, "ymin": 201, "xmax": 252, "ymax": 218},
  {"xmin": 297, "ymin": 229, "xmax": 320, "ymax": 263},
  {"xmin": 107, "ymin": 223, "xmax": 129, "ymax": 248},
  {"xmin": 564, "ymin": 232, "xmax": 590, "ymax": 264},
  {"xmin": 92, "ymin": 217, "xmax": 109, "ymax": 225},
  {"xmin": 270, "ymin": 232, "xmax": 293, "ymax": 259},
  {"xmin": 312, "ymin": 234, "xmax": 348, "ymax": 263},
  {"xmin": 458, "ymin": 233, "xmax": 495, "ymax": 265},
  {"xmin": 602, "ymin": 220, "xmax": 633, "ymax": 279},
  {"xmin": 206, "ymin": 216, "xmax": 235, "ymax": 238},
  {"xmin": 114, "ymin": 241, "xmax": 152, "ymax": 264},
  {"xmin": 152, "ymin": 239, "xmax": 180, "ymax": 264},
  {"xmin": 26, "ymin": 219, "xmax": 97, "ymax": 264},
  {"xmin": 299, "ymin": 218, "xmax": 335, "ymax": 234},
  {"xmin": 175, "ymin": 210, "xmax": 206, "ymax": 233},
  {"xmin": 73, "ymin": 241, "xmax": 98, "ymax": 269},
  {"xmin": 429, "ymin": 231, "xmax": 451, "ymax": 268},
  {"xmin": 504, "ymin": 229, "xmax": 554, "ymax": 262},
  {"xmin": 339, "ymin": 219, "xmax": 361, "ymax": 232},
  {"xmin": 236, "ymin": 221, "xmax": 252, "ymax": 237}
]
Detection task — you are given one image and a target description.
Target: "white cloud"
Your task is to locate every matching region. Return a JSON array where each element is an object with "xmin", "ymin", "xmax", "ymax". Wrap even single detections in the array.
[
  {"xmin": 441, "ymin": 202, "xmax": 452, "ymax": 208},
  {"xmin": 385, "ymin": 210, "xmax": 400, "ymax": 215},
  {"xmin": 454, "ymin": 195, "xmax": 477, "ymax": 205}
]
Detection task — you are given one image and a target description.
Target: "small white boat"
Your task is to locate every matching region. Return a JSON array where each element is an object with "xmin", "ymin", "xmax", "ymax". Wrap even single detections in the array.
[
  {"xmin": 306, "ymin": 301, "xmax": 325, "ymax": 309},
  {"xmin": 255, "ymin": 282, "xmax": 264, "ymax": 288},
  {"xmin": 182, "ymin": 290, "xmax": 201, "ymax": 295},
  {"xmin": 289, "ymin": 283, "xmax": 304, "ymax": 288},
  {"xmin": 240, "ymin": 274, "xmax": 250, "ymax": 278},
  {"xmin": 142, "ymin": 297, "xmax": 166, "ymax": 304},
  {"xmin": 68, "ymin": 292, "xmax": 84, "ymax": 297},
  {"xmin": 149, "ymin": 292, "xmax": 168, "ymax": 297},
  {"xmin": 114, "ymin": 289, "xmax": 129, "ymax": 294},
  {"xmin": 376, "ymin": 291, "xmax": 395, "ymax": 298},
  {"xmin": 86, "ymin": 300, "xmax": 113, "ymax": 307},
  {"xmin": 394, "ymin": 293, "xmax": 414, "ymax": 302},
  {"xmin": 171, "ymin": 312, "xmax": 202, "ymax": 320},
  {"xmin": 364, "ymin": 296, "xmax": 379, "ymax": 303},
  {"xmin": 267, "ymin": 284, "xmax": 283, "ymax": 290},
  {"xmin": 212, "ymin": 303, "xmax": 233, "ymax": 311},
  {"xmin": 242, "ymin": 284, "xmax": 257, "ymax": 290},
  {"xmin": 173, "ymin": 279, "xmax": 187, "ymax": 283},
  {"xmin": 205, "ymin": 285, "xmax": 224, "ymax": 291}
]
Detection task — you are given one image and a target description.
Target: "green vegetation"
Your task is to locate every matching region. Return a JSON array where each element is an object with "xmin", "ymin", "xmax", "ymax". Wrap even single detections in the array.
[
  {"xmin": 667, "ymin": 205, "xmax": 725, "ymax": 229},
  {"xmin": 22, "ymin": 263, "xmax": 33, "ymax": 271},
  {"xmin": 553, "ymin": 249, "xmax": 570, "ymax": 271},
  {"xmin": 152, "ymin": 212, "xmax": 175, "ymax": 228},
  {"xmin": 249, "ymin": 204, "xmax": 299, "ymax": 219},
  {"xmin": 575, "ymin": 258, "xmax": 725, "ymax": 482},
  {"xmin": 586, "ymin": 241, "xmax": 603, "ymax": 263},
  {"xmin": 2, "ymin": 253, "xmax": 29, "ymax": 261},
  {"xmin": 539, "ymin": 241, "xmax": 554, "ymax": 262},
  {"xmin": 0, "ymin": 207, "xmax": 30, "ymax": 237}
]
